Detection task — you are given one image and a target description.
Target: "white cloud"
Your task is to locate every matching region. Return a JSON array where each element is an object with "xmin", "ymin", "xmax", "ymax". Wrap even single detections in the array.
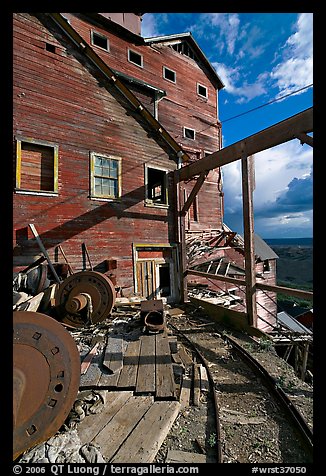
[
  {"xmin": 271, "ymin": 13, "xmax": 313, "ymax": 97},
  {"xmin": 190, "ymin": 13, "xmax": 241, "ymax": 55},
  {"xmin": 213, "ymin": 62, "xmax": 267, "ymax": 103},
  {"xmin": 141, "ymin": 13, "xmax": 160, "ymax": 37},
  {"xmin": 222, "ymin": 140, "xmax": 313, "ymax": 236}
]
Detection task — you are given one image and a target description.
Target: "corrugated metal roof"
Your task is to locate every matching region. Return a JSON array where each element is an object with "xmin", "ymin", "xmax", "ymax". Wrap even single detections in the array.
[
  {"xmin": 277, "ymin": 311, "xmax": 312, "ymax": 334},
  {"xmin": 254, "ymin": 234, "xmax": 279, "ymax": 261}
]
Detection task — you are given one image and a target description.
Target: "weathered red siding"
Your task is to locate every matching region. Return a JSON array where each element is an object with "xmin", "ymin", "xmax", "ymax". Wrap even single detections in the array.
[{"xmin": 13, "ymin": 13, "xmax": 177, "ymax": 294}]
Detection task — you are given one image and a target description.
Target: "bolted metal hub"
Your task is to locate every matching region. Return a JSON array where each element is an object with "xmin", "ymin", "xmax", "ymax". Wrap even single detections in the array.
[
  {"xmin": 54, "ymin": 271, "xmax": 116, "ymax": 328},
  {"xmin": 13, "ymin": 311, "xmax": 80, "ymax": 460}
]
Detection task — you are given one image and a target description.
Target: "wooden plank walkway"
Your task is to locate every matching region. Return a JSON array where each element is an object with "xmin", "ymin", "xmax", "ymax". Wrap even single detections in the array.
[
  {"xmin": 80, "ymin": 331, "xmax": 177, "ymax": 399},
  {"xmin": 77, "ymin": 391, "xmax": 180, "ymax": 463}
]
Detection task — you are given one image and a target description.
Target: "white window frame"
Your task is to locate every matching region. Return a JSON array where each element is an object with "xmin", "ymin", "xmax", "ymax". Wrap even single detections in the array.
[
  {"xmin": 163, "ymin": 66, "xmax": 176, "ymax": 83},
  {"xmin": 197, "ymin": 82, "xmax": 208, "ymax": 98},
  {"xmin": 183, "ymin": 127, "xmax": 196, "ymax": 140},
  {"xmin": 91, "ymin": 30, "xmax": 110, "ymax": 52},
  {"xmin": 90, "ymin": 152, "xmax": 121, "ymax": 200},
  {"xmin": 128, "ymin": 49, "xmax": 143, "ymax": 68}
]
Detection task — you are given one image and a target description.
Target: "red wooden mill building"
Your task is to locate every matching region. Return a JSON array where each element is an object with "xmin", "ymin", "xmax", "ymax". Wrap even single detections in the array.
[{"xmin": 13, "ymin": 13, "xmax": 313, "ymax": 333}]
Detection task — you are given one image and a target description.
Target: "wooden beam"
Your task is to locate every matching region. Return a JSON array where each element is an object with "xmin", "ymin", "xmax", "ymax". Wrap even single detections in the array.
[
  {"xmin": 176, "ymin": 108, "xmax": 313, "ymax": 182},
  {"xmin": 28, "ymin": 223, "xmax": 61, "ymax": 283},
  {"xmin": 241, "ymin": 155, "xmax": 257, "ymax": 327},
  {"xmin": 186, "ymin": 269, "xmax": 246, "ymax": 287},
  {"xmin": 256, "ymin": 282, "xmax": 313, "ymax": 300},
  {"xmin": 296, "ymin": 132, "xmax": 313, "ymax": 147},
  {"xmin": 180, "ymin": 171, "xmax": 208, "ymax": 216}
]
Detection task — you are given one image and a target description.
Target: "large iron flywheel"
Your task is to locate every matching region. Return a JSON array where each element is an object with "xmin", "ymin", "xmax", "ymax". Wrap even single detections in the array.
[
  {"xmin": 13, "ymin": 311, "xmax": 80, "ymax": 460},
  {"xmin": 54, "ymin": 270, "xmax": 116, "ymax": 328}
]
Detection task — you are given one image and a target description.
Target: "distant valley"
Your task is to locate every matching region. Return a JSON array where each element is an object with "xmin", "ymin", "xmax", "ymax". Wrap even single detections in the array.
[{"xmin": 264, "ymin": 238, "xmax": 313, "ymax": 290}]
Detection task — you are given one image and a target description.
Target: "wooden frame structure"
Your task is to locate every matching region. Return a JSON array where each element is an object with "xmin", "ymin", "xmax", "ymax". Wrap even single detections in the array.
[{"xmin": 176, "ymin": 107, "xmax": 313, "ymax": 327}]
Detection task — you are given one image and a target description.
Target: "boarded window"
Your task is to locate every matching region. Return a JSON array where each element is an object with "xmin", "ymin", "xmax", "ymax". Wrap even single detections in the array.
[
  {"xmin": 15, "ymin": 138, "xmax": 58, "ymax": 193},
  {"xmin": 145, "ymin": 167, "xmax": 168, "ymax": 205},
  {"xmin": 90, "ymin": 153, "xmax": 121, "ymax": 199}
]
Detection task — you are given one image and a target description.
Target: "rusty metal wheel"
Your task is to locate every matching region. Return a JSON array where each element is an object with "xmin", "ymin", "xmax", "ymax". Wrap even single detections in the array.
[
  {"xmin": 54, "ymin": 270, "xmax": 116, "ymax": 328},
  {"xmin": 13, "ymin": 311, "xmax": 80, "ymax": 460}
]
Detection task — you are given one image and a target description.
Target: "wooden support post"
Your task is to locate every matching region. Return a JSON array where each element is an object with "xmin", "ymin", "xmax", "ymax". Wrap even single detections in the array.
[
  {"xmin": 180, "ymin": 171, "xmax": 208, "ymax": 216},
  {"xmin": 300, "ymin": 343, "xmax": 309, "ymax": 381},
  {"xmin": 241, "ymin": 154, "xmax": 257, "ymax": 327},
  {"xmin": 178, "ymin": 181, "xmax": 187, "ymax": 303}
]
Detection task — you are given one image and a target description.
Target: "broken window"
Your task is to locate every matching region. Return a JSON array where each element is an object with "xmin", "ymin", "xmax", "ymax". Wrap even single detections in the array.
[
  {"xmin": 263, "ymin": 259, "xmax": 271, "ymax": 273},
  {"xmin": 128, "ymin": 49, "xmax": 143, "ymax": 67},
  {"xmin": 163, "ymin": 66, "xmax": 176, "ymax": 83},
  {"xmin": 90, "ymin": 153, "xmax": 121, "ymax": 199},
  {"xmin": 15, "ymin": 137, "xmax": 58, "ymax": 194},
  {"xmin": 145, "ymin": 166, "xmax": 168, "ymax": 205},
  {"xmin": 183, "ymin": 127, "xmax": 196, "ymax": 140},
  {"xmin": 197, "ymin": 83, "xmax": 208, "ymax": 98},
  {"xmin": 91, "ymin": 31, "xmax": 110, "ymax": 51}
]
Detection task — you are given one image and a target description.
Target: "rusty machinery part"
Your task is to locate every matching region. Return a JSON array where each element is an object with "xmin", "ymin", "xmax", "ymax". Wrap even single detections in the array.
[
  {"xmin": 13, "ymin": 311, "xmax": 80, "ymax": 461},
  {"xmin": 140, "ymin": 299, "xmax": 165, "ymax": 333},
  {"xmin": 54, "ymin": 270, "xmax": 116, "ymax": 328},
  {"xmin": 143, "ymin": 311, "xmax": 165, "ymax": 333}
]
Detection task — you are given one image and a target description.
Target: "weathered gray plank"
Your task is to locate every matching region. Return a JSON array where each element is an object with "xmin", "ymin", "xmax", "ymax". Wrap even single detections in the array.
[
  {"xmin": 78, "ymin": 391, "xmax": 133, "ymax": 445},
  {"xmin": 94, "ymin": 395, "xmax": 154, "ymax": 461},
  {"xmin": 179, "ymin": 375, "xmax": 192, "ymax": 409},
  {"xmin": 135, "ymin": 335, "xmax": 156, "ymax": 394},
  {"xmin": 117, "ymin": 339, "xmax": 141, "ymax": 388},
  {"xmin": 111, "ymin": 401, "xmax": 181, "ymax": 463},
  {"xmin": 155, "ymin": 333, "xmax": 176, "ymax": 399},
  {"xmin": 79, "ymin": 350, "xmax": 102, "ymax": 387},
  {"xmin": 166, "ymin": 449, "xmax": 206, "ymax": 463},
  {"xmin": 102, "ymin": 335, "xmax": 124, "ymax": 373}
]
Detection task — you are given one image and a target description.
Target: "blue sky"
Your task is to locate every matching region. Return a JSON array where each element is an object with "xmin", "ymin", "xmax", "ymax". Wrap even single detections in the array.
[{"xmin": 141, "ymin": 13, "xmax": 313, "ymax": 239}]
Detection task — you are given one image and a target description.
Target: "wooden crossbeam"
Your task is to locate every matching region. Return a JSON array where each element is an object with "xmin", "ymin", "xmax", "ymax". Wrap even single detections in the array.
[
  {"xmin": 180, "ymin": 171, "xmax": 208, "ymax": 216},
  {"xmin": 296, "ymin": 132, "xmax": 313, "ymax": 147},
  {"xmin": 176, "ymin": 108, "xmax": 313, "ymax": 182}
]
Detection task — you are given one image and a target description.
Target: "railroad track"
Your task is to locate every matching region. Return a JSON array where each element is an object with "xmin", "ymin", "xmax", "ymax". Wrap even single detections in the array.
[{"xmin": 167, "ymin": 309, "xmax": 313, "ymax": 464}]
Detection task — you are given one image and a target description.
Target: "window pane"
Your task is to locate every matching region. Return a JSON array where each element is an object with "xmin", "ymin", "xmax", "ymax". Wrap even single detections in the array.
[
  {"xmin": 94, "ymin": 156, "xmax": 102, "ymax": 167},
  {"xmin": 110, "ymin": 160, "xmax": 118, "ymax": 178}
]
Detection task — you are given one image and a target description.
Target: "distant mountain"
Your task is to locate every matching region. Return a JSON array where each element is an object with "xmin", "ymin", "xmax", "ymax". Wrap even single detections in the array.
[{"xmin": 264, "ymin": 237, "xmax": 313, "ymax": 247}]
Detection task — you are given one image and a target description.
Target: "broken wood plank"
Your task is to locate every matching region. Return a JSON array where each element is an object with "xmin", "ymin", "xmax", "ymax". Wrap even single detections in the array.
[
  {"xmin": 94, "ymin": 395, "xmax": 154, "ymax": 461},
  {"xmin": 78, "ymin": 391, "xmax": 133, "ymax": 445},
  {"xmin": 111, "ymin": 401, "xmax": 181, "ymax": 463},
  {"xmin": 156, "ymin": 333, "xmax": 176, "ymax": 399},
  {"xmin": 81, "ymin": 343, "xmax": 100, "ymax": 375},
  {"xmin": 79, "ymin": 350, "xmax": 103, "ymax": 388},
  {"xmin": 17, "ymin": 291, "xmax": 44, "ymax": 312},
  {"xmin": 166, "ymin": 449, "xmax": 206, "ymax": 463},
  {"xmin": 168, "ymin": 336, "xmax": 178, "ymax": 354},
  {"xmin": 28, "ymin": 223, "xmax": 61, "ymax": 283},
  {"xmin": 102, "ymin": 335, "xmax": 124, "ymax": 374},
  {"xmin": 193, "ymin": 363, "xmax": 201, "ymax": 406},
  {"xmin": 177, "ymin": 343, "xmax": 193, "ymax": 368},
  {"xmin": 135, "ymin": 335, "xmax": 156, "ymax": 394},
  {"xmin": 117, "ymin": 339, "xmax": 141, "ymax": 388},
  {"xmin": 199, "ymin": 364, "xmax": 209, "ymax": 394},
  {"xmin": 179, "ymin": 375, "xmax": 192, "ymax": 409}
]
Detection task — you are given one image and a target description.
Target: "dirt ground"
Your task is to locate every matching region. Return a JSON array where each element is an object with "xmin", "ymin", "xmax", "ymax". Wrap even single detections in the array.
[{"xmin": 155, "ymin": 303, "xmax": 313, "ymax": 464}]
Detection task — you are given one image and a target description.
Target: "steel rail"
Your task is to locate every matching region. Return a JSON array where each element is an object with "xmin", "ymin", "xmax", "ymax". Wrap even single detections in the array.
[
  {"xmin": 224, "ymin": 334, "xmax": 313, "ymax": 458},
  {"xmin": 168, "ymin": 322, "xmax": 223, "ymax": 463}
]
